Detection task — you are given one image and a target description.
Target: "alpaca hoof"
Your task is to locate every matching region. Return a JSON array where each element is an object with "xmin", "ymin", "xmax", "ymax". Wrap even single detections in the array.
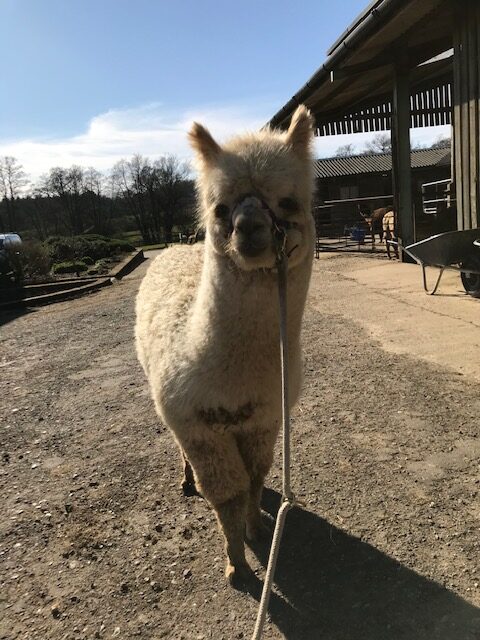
[
  {"xmin": 225, "ymin": 561, "xmax": 253, "ymax": 587},
  {"xmin": 246, "ymin": 519, "xmax": 271, "ymax": 543}
]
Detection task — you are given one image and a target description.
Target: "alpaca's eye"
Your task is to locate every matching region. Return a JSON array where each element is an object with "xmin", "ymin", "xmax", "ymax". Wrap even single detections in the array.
[
  {"xmin": 278, "ymin": 197, "xmax": 299, "ymax": 213},
  {"xmin": 214, "ymin": 203, "xmax": 230, "ymax": 219}
]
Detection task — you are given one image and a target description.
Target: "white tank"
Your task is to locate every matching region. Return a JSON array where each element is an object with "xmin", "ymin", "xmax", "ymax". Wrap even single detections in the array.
[{"xmin": 0, "ymin": 233, "xmax": 22, "ymax": 249}]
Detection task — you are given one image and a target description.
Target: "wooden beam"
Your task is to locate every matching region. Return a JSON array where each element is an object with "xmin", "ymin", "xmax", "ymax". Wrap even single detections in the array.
[
  {"xmin": 468, "ymin": 3, "xmax": 478, "ymax": 229},
  {"xmin": 453, "ymin": 14, "xmax": 464, "ymax": 228},
  {"xmin": 391, "ymin": 57, "xmax": 415, "ymax": 254},
  {"xmin": 330, "ymin": 62, "xmax": 393, "ymax": 82},
  {"xmin": 330, "ymin": 39, "xmax": 452, "ymax": 83},
  {"xmin": 453, "ymin": 0, "xmax": 480, "ymax": 230}
]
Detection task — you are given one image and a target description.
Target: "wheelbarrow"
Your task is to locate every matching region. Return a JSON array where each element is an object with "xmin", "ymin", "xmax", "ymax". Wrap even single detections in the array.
[{"xmin": 398, "ymin": 229, "xmax": 480, "ymax": 297}]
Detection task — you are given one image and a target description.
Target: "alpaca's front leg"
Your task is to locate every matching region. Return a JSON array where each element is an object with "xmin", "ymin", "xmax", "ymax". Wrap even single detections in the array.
[
  {"xmin": 237, "ymin": 425, "xmax": 278, "ymax": 542},
  {"xmin": 246, "ymin": 475, "xmax": 271, "ymax": 542},
  {"xmin": 180, "ymin": 428, "xmax": 252, "ymax": 585}
]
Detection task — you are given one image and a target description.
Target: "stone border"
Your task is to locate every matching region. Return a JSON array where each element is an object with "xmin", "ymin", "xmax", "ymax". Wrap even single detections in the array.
[
  {"xmin": 110, "ymin": 249, "xmax": 145, "ymax": 279},
  {"xmin": 0, "ymin": 250, "xmax": 145, "ymax": 310}
]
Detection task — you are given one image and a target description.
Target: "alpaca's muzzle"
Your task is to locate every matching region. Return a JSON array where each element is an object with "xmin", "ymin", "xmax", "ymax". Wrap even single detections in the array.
[{"xmin": 231, "ymin": 197, "xmax": 272, "ymax": 258}]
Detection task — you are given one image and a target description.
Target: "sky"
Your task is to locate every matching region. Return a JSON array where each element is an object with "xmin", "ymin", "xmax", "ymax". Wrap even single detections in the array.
[{"xmin": 0, "ymin": 0, "xmax": 449, "ymax": 180}]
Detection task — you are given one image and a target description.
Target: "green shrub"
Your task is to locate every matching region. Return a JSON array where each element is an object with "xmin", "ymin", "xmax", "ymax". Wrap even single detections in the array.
[
  {"xmin": 93, "ymin": 258, "xmax": 111, "ymax": 273},
  {"xmin": 19, "ymin": 241, "xmax": 52, "ymax": 279},
  {"xmin": 46, "ymin": 237, "xmax": 74, "ymax": 262},
  {"xmin": 52, "ymin": 260, "xmax": 88, "ymax": 275},
  {"xmin": 81, "ymin": 256, "xmax": 95, "ymax": 265},
  {"xmin": 46, "ymin": 235, "xmax": 134, "ymax": 263}
]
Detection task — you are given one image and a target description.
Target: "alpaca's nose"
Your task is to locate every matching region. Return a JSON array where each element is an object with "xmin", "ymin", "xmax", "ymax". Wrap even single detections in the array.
[
  {"xmin": 233, "ymin": 211, "xmax": 266, "ymax": 236},
  {"xmin": 232, "ymin": 204, "xmax": 271, "ymax": 257}
]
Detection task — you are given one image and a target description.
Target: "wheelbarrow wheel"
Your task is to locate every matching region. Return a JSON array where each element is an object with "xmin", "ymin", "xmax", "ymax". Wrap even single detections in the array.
[{"xmin": 461, "ymin": 254, "xmax": 480, "ymax": 298}]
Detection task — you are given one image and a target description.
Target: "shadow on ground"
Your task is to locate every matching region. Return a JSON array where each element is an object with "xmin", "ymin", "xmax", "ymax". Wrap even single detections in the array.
[
  {"xmin": 246, "ymin": 489, "xmax": 480, "ymax": 640},
  {"xmin": 0, "ymin": 306, "xmax": 36, "ymax": 328}
]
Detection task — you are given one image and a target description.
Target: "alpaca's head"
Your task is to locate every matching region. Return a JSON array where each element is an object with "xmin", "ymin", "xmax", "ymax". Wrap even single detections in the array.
[{"xmin": 189, "ymin": 105, "xmax": 315, "ymax": 271}]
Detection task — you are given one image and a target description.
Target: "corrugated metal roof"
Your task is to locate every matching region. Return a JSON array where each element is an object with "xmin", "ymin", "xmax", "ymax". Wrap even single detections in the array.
[{"xmin": 314, "ymin": 145, "xmax": 450, "ymax": 178}]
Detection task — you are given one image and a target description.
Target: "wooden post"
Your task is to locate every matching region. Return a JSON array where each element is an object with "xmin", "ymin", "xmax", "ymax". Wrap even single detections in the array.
[
  {"xmin": 391, "ymin": 58, "xmax": 414, "ymax": 256},
  {"xmin": 453, "ymin": 0, "xmax": 480, "ymax": 230}
]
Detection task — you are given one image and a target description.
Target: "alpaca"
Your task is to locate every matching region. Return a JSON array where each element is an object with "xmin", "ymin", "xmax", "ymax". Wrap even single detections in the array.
[
  {"xmin": 135, "ymin": 105, "xmax": 316, "ymax": 585},
  {"xmin": 382, "ymin": 209, "xmax": 399, "ymax": 259}
]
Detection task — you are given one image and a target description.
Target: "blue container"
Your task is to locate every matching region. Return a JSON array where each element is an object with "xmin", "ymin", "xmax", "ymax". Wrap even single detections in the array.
[{"xmin": 350, "ymin": 226, "xmax": 366, "ymax": 243}]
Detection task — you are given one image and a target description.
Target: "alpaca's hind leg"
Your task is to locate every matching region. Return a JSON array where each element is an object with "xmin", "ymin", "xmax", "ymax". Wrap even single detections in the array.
[
  {"xmin": 385, "ymin": 230, "xmax": 392, "ymax": 259},
  {"xmin": 180, "ymin": 449, "xmax": 199, "ymax": 497},
  {"xmin": 181, "ymin": 428, "xmax": 251, "ymax": 585}
]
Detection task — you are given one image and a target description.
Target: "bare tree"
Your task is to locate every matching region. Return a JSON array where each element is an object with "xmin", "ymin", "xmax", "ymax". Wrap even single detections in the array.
[
  {"xmin": 83, "ymin": 167, "xmax": 112, "ymax": 235},
  {"xmin": 334, "ymin": 143, "xmax": 356, "ymax": 157},
  {"xmin": 430, "ymin": 135, "xmax": 451, "ymax": 149},
  {"xmin": 30, "ymin": 174, "xmax": 64, "ymax": 237},
  {"xmin": 112, "ymin": 157, "xmax": 156, "ymax": 243},
  {"xmin": 21, "ymin": 194, "xmax": 50, "ymax": 240},
  {"xmin": 68, "ymin": 166, "xmax": 86, "ymax": 234},
  {"xmin": 155, "ymin": 155, "xmax": 191, "ymax": 243},
  {"xmin": 363, "ymin": 133, "xmax": 392, "ymax": 154},
  {"xmin": 411, "ymin": 141, "xmax": 425, "ymax": 151},
  {"xmin": 112, "ymin": 154, "xmax": 193, "ymax": 244},
  {"xmin": 0, "ymin": 156, "xmax": 28, "ymax": 231},
  {"xmin": 44, "ymin": 166, "xmax": 86, "ymax": 235}
]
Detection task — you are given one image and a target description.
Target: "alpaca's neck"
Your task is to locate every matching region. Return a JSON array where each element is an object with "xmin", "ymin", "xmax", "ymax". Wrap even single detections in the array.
[{"xmin": 190, "ymin": 239, "xmax": 311, "ymax": 348}]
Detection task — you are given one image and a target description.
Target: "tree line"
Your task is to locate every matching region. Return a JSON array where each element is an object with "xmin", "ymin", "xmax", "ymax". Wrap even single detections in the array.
[
  {"xmin": 334, "ymin": 133, "xmax": 451, "ymax": 157},
  {"xmin": 2, "ymin": 134, "xmax": 451, "ymax": 241},
  {"xmin": 0, "ymin": 154, "xmax": 195, "ymax": 244}
]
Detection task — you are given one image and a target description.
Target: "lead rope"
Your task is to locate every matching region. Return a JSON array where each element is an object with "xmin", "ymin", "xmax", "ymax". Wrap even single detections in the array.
[{"xmin": 251, "ymin": 228, "xmax": 297, "ymax": 640}]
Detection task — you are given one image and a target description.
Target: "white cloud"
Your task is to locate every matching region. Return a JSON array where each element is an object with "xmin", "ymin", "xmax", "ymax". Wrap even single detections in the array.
[
  {"xmin": 0, "ymin": 101, "xmax": 451, "ymax": 181},
  {"xmin": 0, "ymin": 102, "xmax": 271, "ymax": 180}
]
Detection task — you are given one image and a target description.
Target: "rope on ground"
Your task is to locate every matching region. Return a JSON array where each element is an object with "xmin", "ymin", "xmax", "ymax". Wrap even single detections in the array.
[{"xmin": 251, "ymin": 252, "xmax": 297, "ymax": 640}]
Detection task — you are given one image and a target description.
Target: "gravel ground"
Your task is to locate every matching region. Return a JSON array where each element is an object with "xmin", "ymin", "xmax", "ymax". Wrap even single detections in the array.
[{"xmin": 1, "ymin": 251, "xmax": 479, "ymax": 640}]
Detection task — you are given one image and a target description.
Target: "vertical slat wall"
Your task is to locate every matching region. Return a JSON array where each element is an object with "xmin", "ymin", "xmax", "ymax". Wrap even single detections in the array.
[
  {"xmin": 315, "ymin": 82, "xmax": 452, "ymax": 136},
  {"xmin": 453, "ymin": 0, "xmax": 480, "ymax": 230}
]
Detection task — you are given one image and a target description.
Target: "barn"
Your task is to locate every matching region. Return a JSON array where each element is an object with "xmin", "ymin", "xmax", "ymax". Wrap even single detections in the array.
[
  {"xmin": 314, "ymin": 145, "xmax": 452, "ymax": 240},
  {"xmin": 269, "ymin": 0, "xmax": 479, "ymax": 255}
]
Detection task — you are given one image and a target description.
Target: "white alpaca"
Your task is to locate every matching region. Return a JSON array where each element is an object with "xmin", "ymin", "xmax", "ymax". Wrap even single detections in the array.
[{"xmin": 135, "ymin": 105, "xmax": 315, "ymax": 584}]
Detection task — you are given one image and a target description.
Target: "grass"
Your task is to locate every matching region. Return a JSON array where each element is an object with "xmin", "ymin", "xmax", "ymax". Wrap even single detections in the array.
[{"xmin": 120, "ymin": 231, "xmax": 143, "ymax": 244}]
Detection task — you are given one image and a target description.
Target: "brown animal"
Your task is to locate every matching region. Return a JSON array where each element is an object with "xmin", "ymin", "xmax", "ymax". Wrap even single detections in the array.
[{"xmin": 367, "ymin": 207, "xmax": 389, "ymax": 245}]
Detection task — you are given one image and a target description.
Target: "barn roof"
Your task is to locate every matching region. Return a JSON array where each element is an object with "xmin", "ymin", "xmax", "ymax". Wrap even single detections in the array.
[
  {"xmin": 313, "ymin": 145, "xmax": 451, "ymax": 178},
  {"xmin": 269, "ymin": 0, "xmax": 454, "ymax": 135}
]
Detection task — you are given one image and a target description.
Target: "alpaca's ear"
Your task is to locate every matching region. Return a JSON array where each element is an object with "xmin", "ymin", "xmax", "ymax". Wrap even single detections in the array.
[
  {"xmin": 188, "ymin": 122, "xmax": 222, "ymax": 165},
  {"xmin": 286, "ymin": 105, "xmax": 314, "ymax": 155}
]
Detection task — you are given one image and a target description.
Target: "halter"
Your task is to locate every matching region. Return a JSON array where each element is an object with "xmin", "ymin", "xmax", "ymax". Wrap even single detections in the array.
[{"xmin": 232, "ymin": 194, "xmax": 298, "ymax": 265}]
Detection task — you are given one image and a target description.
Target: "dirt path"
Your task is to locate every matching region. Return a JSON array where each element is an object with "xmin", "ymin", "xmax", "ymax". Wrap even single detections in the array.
[{"xmin": 1, "ymin": 252, "xmax": 479, "ymax": 640}]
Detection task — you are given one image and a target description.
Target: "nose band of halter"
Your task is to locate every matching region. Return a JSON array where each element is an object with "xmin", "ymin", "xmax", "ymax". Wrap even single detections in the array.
[{"xmin": 231, "ymin": 194, "xmax": 298, "ymax": 262}]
